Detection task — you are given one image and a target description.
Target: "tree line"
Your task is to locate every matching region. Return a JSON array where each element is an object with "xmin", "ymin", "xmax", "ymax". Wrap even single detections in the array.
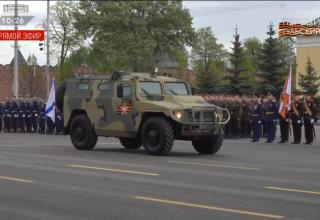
[{"xmin": 45, "ymin": 0, "xmax": 319, "ymax": 97}]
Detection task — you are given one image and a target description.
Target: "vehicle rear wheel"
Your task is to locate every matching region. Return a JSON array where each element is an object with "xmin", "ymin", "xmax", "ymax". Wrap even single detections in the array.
[
  {"xmin": 192, "ymin": 134, "xmax": 223, "ymax": 155},
  {"xmin": 70, "ymin": 114, "xmax": 97, "ymax": 150},
  {"xmin": 119, "ymin": 137, "xmax": 141, "ymax": 149},
  {"xmin": 141, "ymin": 117, "xmax": 174, "ymax": 156}
]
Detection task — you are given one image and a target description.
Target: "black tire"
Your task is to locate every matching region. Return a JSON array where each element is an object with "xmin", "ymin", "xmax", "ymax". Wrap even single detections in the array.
[
  {"xmin": 70, "ymin": 114, "xmax": 97, "ymax": 150},
  {"xmin": 141, "ymin": 117, "xmax": 174, "ymax": 156},
  {"xmin": 192, "ymin": 134, "xmax": 223, "ymax": 155},
  {"xmin": 119, "ymin": 137, "xmax": 141, "ymax": 149},
  {"xmin": 56, "ymin": 81, "xmax": 67, "ymax": 112}
]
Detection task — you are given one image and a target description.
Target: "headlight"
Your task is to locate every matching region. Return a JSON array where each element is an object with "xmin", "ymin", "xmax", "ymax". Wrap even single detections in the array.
[{"xmin": 175, "ymin": 111, "xmax": 182, "ymax": 119}]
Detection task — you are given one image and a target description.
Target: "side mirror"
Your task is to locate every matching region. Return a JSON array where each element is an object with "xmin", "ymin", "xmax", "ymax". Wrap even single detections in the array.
[{"xmin": 117, "ymin": 84, "xmax": 123, "ymax": 98}]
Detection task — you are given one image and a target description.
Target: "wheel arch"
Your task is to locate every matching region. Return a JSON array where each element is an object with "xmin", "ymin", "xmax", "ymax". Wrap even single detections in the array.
[
  {"xmin": 65, "ymin": 109, "xmax": 89, "ymax": 134},
  {"xmin": 137, "ymin": 112, "xmax": 180, "ymax": 138}
]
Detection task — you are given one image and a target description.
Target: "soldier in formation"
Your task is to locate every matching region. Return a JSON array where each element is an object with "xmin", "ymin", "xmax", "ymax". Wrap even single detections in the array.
[
  {"xmin": 205, "ymin": 92, "xmax": 318, "ymax": 144},
  {"xmin": 0, "ymin": 97, "xmax": 64, "ymax": 135}
]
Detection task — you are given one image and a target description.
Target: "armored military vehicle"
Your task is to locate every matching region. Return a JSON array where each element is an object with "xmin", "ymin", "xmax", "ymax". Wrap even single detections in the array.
[{"xmin": 56, "ymin": 71, "xmax": 230, "ymax": 156}]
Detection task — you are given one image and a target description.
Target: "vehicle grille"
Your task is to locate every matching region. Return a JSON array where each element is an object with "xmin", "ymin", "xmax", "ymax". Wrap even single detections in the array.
[{"xmin": 187, "ymin": 110, "xmax": 215, "ymax": 122}]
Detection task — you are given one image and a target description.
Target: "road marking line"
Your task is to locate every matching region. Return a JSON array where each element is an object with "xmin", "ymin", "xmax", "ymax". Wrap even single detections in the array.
[
  {"xmin": 168, "ymin": 160, "xmax": 260, "ymax": 171},
  {"xmin": 266, "ymin": 186, "xmax": 320, "ymax": 196},
  {"xmin": 68, "ymin": 164, "xmax": 159, "ymax": 176},
  {"xmin": 0, "ymin": 143, "xmax": 121, "ymax": 147},
  {"xmin": 134, "ymin": 196, "xmax": 284, "ymax": 219},
  {"xmin": 0, "ymin": 176, "xmax": 34, "ymax": 183}
]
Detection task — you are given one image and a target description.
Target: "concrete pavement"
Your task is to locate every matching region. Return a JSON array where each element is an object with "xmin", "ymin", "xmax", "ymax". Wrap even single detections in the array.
[{"xmin": 0, "ymin": 133, "xmax": 319, "ymax": 220}]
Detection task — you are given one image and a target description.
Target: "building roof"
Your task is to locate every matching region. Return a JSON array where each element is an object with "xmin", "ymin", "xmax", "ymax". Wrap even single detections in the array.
[{"xmin": 9, "ymin": 49, "xmax": 27, "ymax": 66}]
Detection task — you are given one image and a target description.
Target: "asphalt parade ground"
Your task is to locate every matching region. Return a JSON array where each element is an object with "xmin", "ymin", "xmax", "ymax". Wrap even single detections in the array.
[{"xmin": 0, "ymin": 131, "xmax": 319, "ymax": 220}]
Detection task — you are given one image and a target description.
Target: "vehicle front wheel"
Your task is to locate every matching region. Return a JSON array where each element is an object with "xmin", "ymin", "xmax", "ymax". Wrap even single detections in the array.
[
  {"xmin": 119, "ymin": 137, "xmax": 141, "ymax": 149},
  {"xmin": 70, "ymin": 114, "xmax": 98, "ymax": 150},
  {"xmin": 141, "ymin": 117, "xmax": 174, "ymax": 156},
  {"xmin": 192, "ymin": 134, "xmax": 223, "ymax": 155}
]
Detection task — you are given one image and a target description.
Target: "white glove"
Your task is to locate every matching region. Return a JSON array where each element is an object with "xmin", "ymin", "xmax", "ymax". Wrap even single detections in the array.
[
  {"xmin": 285, "ymin": 119, "xmax": 289, "ymax": 122},
  {"xmin": 311, "ymin": 119, "xmax": 315, "ymax": 124},
  {"xmin": 258, "ymin": 121, "xmax": 262, "ymax": 124},
  {"xmin": 297, "ymin": 120, "xmax": 301, "ymax": 124}
]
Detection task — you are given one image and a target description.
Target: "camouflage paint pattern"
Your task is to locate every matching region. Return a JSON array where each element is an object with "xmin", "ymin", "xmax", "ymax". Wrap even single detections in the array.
[{"xmin": 63, "ymin": 73, "xmax": 230, "ymax": 138}]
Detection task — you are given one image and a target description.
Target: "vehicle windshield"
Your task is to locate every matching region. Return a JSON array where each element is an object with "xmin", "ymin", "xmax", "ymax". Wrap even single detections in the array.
[
  {"xmin": 139, "ymin": 81, "xmax": 162, "ymax": 96},
  {"xmin": 164, "ymin": 82, "xmax": 189, "ymax": 95}
]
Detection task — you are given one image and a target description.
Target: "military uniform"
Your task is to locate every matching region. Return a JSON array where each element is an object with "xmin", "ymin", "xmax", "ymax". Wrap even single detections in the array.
[
  {"xmin": 290, "ymin": 101, "xmax": 304, "ymax": 144},
  {"xmin": 38, "ymin": 103, "xmax": 46, "ymax": 134},
  {"xmin": 25, "ymin": 101, "xmax": 32, "ymax": 132},
  {"xmin": 232, "ymin": 100, "xmax": 242, "ymax": 138},
  {"xmin": 264, "ymin": 100, "xmax": 278, "ymax": 143},
  {"xmin": 46, "ymin": 116, "xmax": 54, "ymax": 134},
  {"xmin": 10, "ymin": 100, "xmax": 18, "ymax": 132},
  {"xmin": 31, "ymin": 99, "xmax": 39, "ymax": 132},
  {"xmin": 18, "ymin": 100, "xmax": 26, "ymax": 132},
  {"xmin": 55, "ymin": 110, "xmax": 64, "ymax": 134},
  {"xmin": 250, "ymin": 101, "xmax": 263, "ymax": 142},
  {"xmin": 279, "ymin": 111, "xmax": 289, "ymax": 143},
  {"xmin": 3, "ymin": 100, "xmax": 11, "ymax": 132},
  {"xmin": 303, "ymin": 98, "xmax": 317, "ymax": 144},
  {"xmin": 241, "ymin": 100, "xmax": 250, "ymax": 138}
]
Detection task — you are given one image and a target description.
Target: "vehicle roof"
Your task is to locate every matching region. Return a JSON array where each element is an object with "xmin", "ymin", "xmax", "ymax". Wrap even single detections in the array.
[{"xmin": 73, "ymin": 72, "xmax": 183, "ymax": 82}]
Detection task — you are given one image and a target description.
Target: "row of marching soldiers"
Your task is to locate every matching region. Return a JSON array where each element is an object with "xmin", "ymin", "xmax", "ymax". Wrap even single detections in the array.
[
  {"xmin": 204, "ymin": 92, "xmax": 318, "ymax": 145},
  {"xmin": 0, "ymin": 97, "xmax": 64, "ymax": 134}
]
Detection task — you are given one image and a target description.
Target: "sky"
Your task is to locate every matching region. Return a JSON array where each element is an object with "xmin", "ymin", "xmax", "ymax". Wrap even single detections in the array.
[{"xmin": 0, "ymin": 1, "xmax": 319, "ymax": 66}]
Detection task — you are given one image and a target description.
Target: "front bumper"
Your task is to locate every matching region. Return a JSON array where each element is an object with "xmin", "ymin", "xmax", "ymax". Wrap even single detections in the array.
[{"xmin": 180, "ymin": 123, "xmax": 223, "ymax": 137}]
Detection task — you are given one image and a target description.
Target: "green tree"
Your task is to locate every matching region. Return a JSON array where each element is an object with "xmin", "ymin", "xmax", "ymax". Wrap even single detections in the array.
[
  {"xmin": 298, "ymin": 57, "xmax": 320, "ymax": 95},
  {"xmin": 50, "ymin": 0, "xmax": 82, "ymax": 71},
  {"xmin": 74, "ymin": 1, "xmax": 195, "ymax": 72},
  {"xmin": 191, "ymin": 27, "xmax": 227, "ymax": 94},
  {"xmin": 227, "ymin": 27, "xmax": 249, "ymax": 95},
  {"xmin": 258, "ymin": 23, "xmax": 286, "ymax": 97},
  {"xmin": 243, "ymin": 37, "xmax": 261, "ymax": 69},
  {"xmin": 239, "ymin": 53, "xmax": 257, "ymax": 95}
]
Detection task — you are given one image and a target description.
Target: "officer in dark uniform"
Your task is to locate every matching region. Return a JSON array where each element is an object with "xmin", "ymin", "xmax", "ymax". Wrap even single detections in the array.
[
  {"xmin": 303, "ymin": 93, "xmax": 317, "ymax": 145},
  {"xmin": 261, "ymin": 96, "xmax": 268, "ymax": 138},
  {"xmin": 18, "ymin": 98, "xmax": 26, "ymax": 132},
  {"xmin": 0, "ymin": 102, "xmax": 3, "ymax": 132},
  {"xmin": 250, "ymin": 96, "xmax": 264, "ymax": 142},
  {"xmin": 31, "ymin": 98, "xmax": 39, "ymax": 133},
  {"xmin": 55, "ymin": 109, "xmax": 64, "ymax": 134},
  {"xmin": 38, "ymin": 102, "xmax": 46, "ymax": 134},
  {"xmin": 25, "ymin": 100, "xmax": 32, "ymax": 132},
  {"xmin": 3, "ymin": 98, "xmax": 11, "ymax": 132},
  {"xmin": 10, "ymin": 97, "xmax": 19, "ymax": 133},
  {"xmin": 290, "ymin": 92, "xmax": 304, "ymax": 144},
  {"xmin": 264, "ymin": 94, "xmax": 278, "ymax": 143}
]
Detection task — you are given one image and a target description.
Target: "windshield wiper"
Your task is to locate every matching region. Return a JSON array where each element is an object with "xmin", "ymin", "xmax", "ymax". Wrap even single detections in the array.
[
  {"xmin": 140, "ymin": 88, "xmax": 151, "ymax": 96},
  {"xmin": 140, "ymin": 88, "xmax": 163, "ymax": 101},
  {"xmin": 169, "ymin": 89, "xmax": 178, "ymax": 95}
]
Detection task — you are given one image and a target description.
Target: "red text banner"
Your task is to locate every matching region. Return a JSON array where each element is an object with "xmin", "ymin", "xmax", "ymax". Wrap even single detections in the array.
[{"xmin": 0, "ymin": 30, "xmax": 45, "ymax": 41}]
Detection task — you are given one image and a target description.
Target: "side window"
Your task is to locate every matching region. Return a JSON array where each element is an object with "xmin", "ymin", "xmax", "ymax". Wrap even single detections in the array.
[
  {"xmin": 98, "ymin": 83, "xmax": 111, "ymax": 91},
  {"xmin": 77, "ymin": 83, "xmax": 89, "ymax": 90},
  {"xmin": 117, "ymin": 83, "xmax": 132, "ymax": 98},
  {"xmin": 123, "ymin": 86, "xmax": 132, "ymax": 97}
]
